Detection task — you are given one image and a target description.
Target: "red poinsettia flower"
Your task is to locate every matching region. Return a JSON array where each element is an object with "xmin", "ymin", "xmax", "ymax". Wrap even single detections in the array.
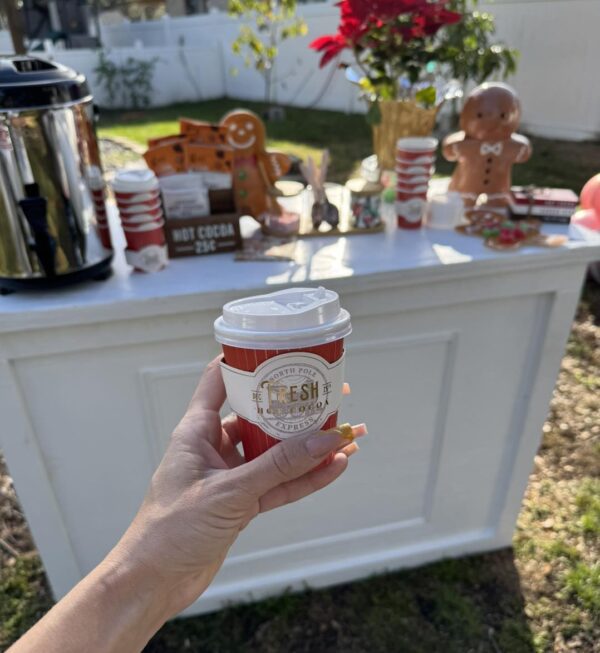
[
  {"xmin": 347, "ymin": 0, "xmax": 423, "ymax": 22},
  {"xmin": 310, "ymin": 0, "xmax": 462, "ymax": 67},
  {"xmin": 310, "ymin": 33, "xmax": 348, "ymax": 68}
]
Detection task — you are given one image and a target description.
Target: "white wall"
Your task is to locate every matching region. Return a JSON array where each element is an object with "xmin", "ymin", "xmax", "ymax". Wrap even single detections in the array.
[{"xmin": 37, "ymin": 0, "xmax": 600, "ymax": 139}]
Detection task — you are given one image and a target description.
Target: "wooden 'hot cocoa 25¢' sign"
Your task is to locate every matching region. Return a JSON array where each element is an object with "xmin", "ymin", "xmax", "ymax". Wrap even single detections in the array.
[{"xmin": 165, "ymin": 214, "xmax": 241, "ymax": 257}]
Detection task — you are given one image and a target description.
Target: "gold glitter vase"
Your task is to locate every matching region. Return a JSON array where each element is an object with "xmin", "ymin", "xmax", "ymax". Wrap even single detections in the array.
[{"xmin": 372, "ymin": 100, "xmax": 439, "ymax": 170}]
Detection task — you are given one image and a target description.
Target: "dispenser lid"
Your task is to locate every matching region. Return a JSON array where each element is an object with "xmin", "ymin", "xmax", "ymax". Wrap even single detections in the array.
[{"xmin": 0, "ymin": 57, "xmax": 90, "ymax": 111}]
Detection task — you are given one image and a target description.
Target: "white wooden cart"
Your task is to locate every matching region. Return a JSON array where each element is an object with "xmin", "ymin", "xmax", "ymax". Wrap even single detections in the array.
[{"xmin": 1, "ymin": 209, "xmax": 598, "ymax": 616}]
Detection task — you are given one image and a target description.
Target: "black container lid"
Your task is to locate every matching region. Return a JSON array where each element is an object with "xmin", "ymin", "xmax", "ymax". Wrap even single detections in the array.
[{"xmin": 0, "ymin": 56, "xmax": 90, "ymax": 111}]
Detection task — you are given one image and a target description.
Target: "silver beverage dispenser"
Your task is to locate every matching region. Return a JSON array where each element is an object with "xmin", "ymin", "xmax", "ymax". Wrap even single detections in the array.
[{"xmin": 0, "ymin": 56, "xmax": 113, "ymax": 293}]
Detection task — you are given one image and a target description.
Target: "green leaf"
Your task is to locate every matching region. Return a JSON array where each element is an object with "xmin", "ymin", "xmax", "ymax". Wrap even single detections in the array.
[
  {"xmin": 365, "ymin": 102, "xmax": 382, "ymax": 126},
  {"xmin": 415, "ymin": 86, "xmax": 436, "ymax": 108}
]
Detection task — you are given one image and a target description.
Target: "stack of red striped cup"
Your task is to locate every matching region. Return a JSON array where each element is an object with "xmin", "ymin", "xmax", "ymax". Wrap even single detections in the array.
[
  {"xmin": 112, "ymin": 169, "xmax": 168, "ymax": 272},
  {"xmin": 88, "ymin": 166, "xmax": 112, "ymax": 249},
  {"xmin": 395, "ymin": 137, "xmax": 438, "ymax": 229}
]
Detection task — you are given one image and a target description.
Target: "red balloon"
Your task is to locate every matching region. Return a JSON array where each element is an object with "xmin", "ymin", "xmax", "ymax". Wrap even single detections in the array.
[{"xmin": 580, "ymin": 173, "xmax": 600, "ymax": 211}]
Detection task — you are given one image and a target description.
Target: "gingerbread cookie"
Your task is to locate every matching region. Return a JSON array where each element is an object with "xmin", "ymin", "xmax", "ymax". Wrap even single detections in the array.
[
  {"xmin": 442, "ymin": 83, "xmax": 532, "ymax": 208},
  {"xmin": 220, "ymin": 109, "xmax": 291, "ymax": 221}
]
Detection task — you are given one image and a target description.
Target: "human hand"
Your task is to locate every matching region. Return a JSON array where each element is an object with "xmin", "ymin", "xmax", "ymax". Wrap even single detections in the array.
[{"xmin": 109, "ymin": 356, "xmax": 366, "ymax": 618}]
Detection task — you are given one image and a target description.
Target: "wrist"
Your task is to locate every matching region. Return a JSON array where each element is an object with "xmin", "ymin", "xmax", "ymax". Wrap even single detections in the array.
[
  {"xmin": 107, "ymin": 515, "xmax": 213, "ymax": 620},
  {"xmin": 98, "ymin": 544, "xmax": 174, "ymax": 640}
]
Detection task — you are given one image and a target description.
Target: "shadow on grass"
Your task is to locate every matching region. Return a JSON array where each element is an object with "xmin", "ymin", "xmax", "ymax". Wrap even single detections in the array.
[{"xmin": 144, "ymin": 549, "xmax": 535, "ymax": 653}]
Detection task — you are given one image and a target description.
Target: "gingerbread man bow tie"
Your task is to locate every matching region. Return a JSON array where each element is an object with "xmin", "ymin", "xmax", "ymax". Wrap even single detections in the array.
[{"xmin": 480, "ymin": 142, "xmax": 503, "ymax": 156}]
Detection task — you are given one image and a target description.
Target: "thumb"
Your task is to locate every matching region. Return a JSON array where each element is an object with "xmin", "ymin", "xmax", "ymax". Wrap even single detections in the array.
[{"xmin": 233, "ymin": 428, "xmax": 351, "ymax": 497}]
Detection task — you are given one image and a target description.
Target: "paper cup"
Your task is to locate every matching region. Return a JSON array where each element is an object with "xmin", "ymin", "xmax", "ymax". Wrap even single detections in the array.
[
  {"xmin": 215, "ymin": 287, "xmax": 352, "ymax": 463},
  {"xmin": 115, "ymin": 190, "xmax": 161, "ymax": 205},
  {"xmin": 118, "ymin": 198, "xmax": 162, "ymax": 215},
  {"xmin": 396, "ymin": 196, "xmax": 427, "ymax": 229},
  {"xmin": 123, "ymin": 219, "xmax": 166, "ymax": 251},
  {"xmin": 424, "ymin": 192, "xmax": 464, "ymax": 230},
  {"xmin": 397, "ymin": 183, "xmax": 429, "ymax": 195},
  {"xmin": 396, "ymin": 190, "xmax": 428, "ymax": 202},
  {"xmin": 396, "ymin": 153, "xmax": 435, "ymax": 167},
  {"xmin": 396, "ymin": 137, "xmax": 438, "ymax": 161},
  {"xmin": 396, "ymin": 173, "xmax": 431, "ymax": 186},
  {"xmin": 113, "ymin": 168, "xmax": 159, "ymax": 191},
  {"xmin": 97, "ymin": 223, "xmax": 112, "ymax": 249},
  {"xmin": 396, "ymin": 163, "xmax": 435, "ymax": 177},
  {"xmin": 120, "ymin": 208, "xmax": 164, "ymax": 224}
]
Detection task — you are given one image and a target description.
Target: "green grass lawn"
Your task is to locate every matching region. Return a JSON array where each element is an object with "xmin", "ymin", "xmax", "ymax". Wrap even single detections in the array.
[
  {"xmin": 98, "ymin": 98, "xmax": 600, "ymax": 192},
  {"xmin": 1, "ymin": 101, "xmax": 599, "ymax": 652}
]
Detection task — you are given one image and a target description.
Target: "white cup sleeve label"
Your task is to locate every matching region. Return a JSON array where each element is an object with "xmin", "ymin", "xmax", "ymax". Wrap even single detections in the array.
[
  {"xmin": 124, "ymin": 245, "xmax": 168, "ymax": 272},
  {"xmin": 220, "ymin": 352, "xmax": 345, "ymax": 440},
  {"xmin": 396, "ymin": 198, "xmax": 426, "ymax": 222}
]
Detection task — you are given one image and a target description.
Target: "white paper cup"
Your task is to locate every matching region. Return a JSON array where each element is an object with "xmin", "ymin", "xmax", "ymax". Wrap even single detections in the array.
[
  {"xmin": 424, "ymin": 193, "xmax": 465, "ymax": 230},
  {"xmin": 113, "ymin": 168, "xmax": 159, "ymax": 194},
  {"xmin": 215, "ymin": 287, "xmax": 352, "ymax": 462}
]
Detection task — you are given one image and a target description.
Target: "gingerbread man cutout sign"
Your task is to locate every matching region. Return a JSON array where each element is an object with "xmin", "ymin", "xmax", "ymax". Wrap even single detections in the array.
[
  {"xmin": 442, "ymin": 83, "xmax": 532, "ymax": 208},
  {"xmin": 220, "ymin": 109, "xmax": 291, "ymax": 221}
]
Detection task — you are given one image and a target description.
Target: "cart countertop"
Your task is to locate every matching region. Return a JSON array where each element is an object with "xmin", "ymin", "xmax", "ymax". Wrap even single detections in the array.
[{"xmin": 1, "ymin": 206, "xmax": 599, "ymax": 332}]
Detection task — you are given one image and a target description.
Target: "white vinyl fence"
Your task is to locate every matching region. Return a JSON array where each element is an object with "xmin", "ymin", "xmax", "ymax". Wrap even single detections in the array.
[
  {"xmin": 3, "ymin": 0, "xmax": 600, "ymax": 140},
  {"xmin": 46, "ymin": 44, "xmax": 226, "ymax": 108}
]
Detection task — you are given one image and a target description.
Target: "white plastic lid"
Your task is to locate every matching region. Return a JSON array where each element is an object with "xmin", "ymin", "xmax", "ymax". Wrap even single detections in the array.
[
  {"xmin": 214, "ymin": 286, "xmax": 352, "ymax": 350},
  {"xmin": 112, "ymin": 168, "xmax": 159, "ymax": 193},
  {"xmin": 396, "ymin": 137, "xmax": 439, "ymax": 151}
]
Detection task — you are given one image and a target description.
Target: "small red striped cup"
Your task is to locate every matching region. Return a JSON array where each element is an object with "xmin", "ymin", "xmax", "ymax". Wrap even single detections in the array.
[
  {"xmin": 215, "ymin": 287, "xmax": 352, "ymax": 463},
  {"xmin": 396, "ymin": 137, "xmax": 438, "ymax": 163}
]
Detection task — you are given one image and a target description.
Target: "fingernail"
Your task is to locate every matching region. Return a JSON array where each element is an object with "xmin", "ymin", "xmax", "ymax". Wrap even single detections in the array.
[
  {"xmin": 306, "ymin": 431, "xmax": 346, "ymax": 459},
  {"xmin": 353, "ymin": 423, "xmax": 368, "ymax": 437},
  {"xmin": 342, "ymin": 442, "xmax": 360, "ymax": 458}
]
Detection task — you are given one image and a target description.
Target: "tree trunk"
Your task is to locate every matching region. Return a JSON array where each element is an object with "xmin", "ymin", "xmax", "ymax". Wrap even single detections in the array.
[{"xmin": 4, "ymin": 0, "xmax": 26, "ymax": 54}]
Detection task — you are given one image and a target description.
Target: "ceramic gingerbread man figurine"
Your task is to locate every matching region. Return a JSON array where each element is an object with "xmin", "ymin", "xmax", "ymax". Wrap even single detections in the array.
[
  {"xmin": 443, "ymin": 83, "xmax": 532, "ymax": 208},
  {"xmin": 220, "ymin": 109, "xmax": 291, "ymax": 222}
]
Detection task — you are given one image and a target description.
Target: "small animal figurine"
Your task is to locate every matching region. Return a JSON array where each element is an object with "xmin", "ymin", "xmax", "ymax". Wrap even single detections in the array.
[
  {"xmin": 300, "ymin": 150, "xmax": 339, "ymax": 229},
  {"xmin": 442, "ymin": 83, "xmax": 532, "ymax": 208},
  {"xmin": 220, "ymin": 109, "xmax": 291, "ymax": 222}
]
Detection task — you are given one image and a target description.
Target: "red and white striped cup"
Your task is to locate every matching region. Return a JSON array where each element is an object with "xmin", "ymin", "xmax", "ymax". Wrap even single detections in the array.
[
  {"xmin": 395, "ymin": 137, "xmax": 438, "ymax": 229},
  {"xmin": 215, "ymin": 287, "xmax": 352, "ymax": 463},
  {"xmin": 123, "ymin": 218, "xmax": 166, "ymax": 251},
  {"xmin": 396, "ymin": 137, "xmax": 438, "ymax": 163},
  {"xmin": 113, "ymin": 168, "xmax": 160, "ymax": 205}
]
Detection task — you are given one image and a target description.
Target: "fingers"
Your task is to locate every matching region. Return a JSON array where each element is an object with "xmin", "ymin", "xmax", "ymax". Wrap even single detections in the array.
[
  {"xmin": 220, "ymin": 429, "xmax": 245, "ymax": 468},
  {"xmin": 343, "ymin": 382, "xmax": 351, "ymax": 396},
  {"xmin": 186, "ymin": 356, "xmax": 226, "ymax": 415},
  {"xmin": 232, "ymin": 424, "xmax": 365, "ymax": 498},
  {"xmin": 339, "ymin": 441, "xmax": 359, "ymax": 457},
  {"xmin": 221, "ymin": 413, "xmax": 241, "ymax": 445},
  {"xmin": 259, "ymin": 452, "xmax": 349, "ymax": 513}
]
